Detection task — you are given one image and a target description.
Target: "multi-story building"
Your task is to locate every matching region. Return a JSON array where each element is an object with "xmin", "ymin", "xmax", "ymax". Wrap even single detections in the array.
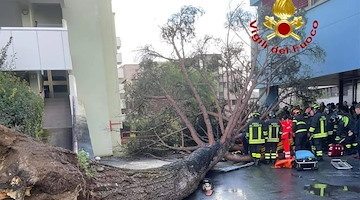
[
  {"xmin": 250, "ymin": 0, "xmax": 360, "ymax": 105},
  {"xmin": 0, "ymin": 0, "xmax": 123, "ymax": 156},
  {"xmin": 118, "ymin": 64, "xmax": 139, "ymax": 120}
]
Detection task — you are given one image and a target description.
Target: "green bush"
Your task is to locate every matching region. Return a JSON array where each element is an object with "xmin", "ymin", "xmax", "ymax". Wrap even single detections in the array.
[
  {"xmin": 0, "ymin": 72, "xmax": 44, "ymax": 138},
  {"xmin": 77, "ymin": 150, "xmax": 93, "ymax": 177}
]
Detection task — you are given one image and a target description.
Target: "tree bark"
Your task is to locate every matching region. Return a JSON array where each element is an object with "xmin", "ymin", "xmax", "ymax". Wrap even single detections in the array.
[
  {"xmin": 90, "ymin": 142, "xmax": 228, "ymax": 200},
  {"xmin": 0, "ymin": 125, "xmax": 238, "ymax": 200}
]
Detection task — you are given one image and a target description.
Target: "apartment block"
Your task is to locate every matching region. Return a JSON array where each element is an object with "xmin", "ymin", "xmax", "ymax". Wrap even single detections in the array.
[{"xmin": 0, "ymin": 0, "xmax": 123, "ymax": 156}]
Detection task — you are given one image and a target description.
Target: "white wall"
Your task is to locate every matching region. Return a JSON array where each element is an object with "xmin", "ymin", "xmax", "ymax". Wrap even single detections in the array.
[
  {"xmin": 0, "ymin": 27, "xmax": 72, "ymax": 71},
  {"xmin": 63, "ymin": 0, "xmax": 121, "ymax": 156}
]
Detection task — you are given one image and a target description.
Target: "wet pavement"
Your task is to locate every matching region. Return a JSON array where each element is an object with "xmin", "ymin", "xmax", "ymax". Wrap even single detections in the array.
[{"xmin": 186, "ymin": 156, "xmax": 360, "ymax": 200}]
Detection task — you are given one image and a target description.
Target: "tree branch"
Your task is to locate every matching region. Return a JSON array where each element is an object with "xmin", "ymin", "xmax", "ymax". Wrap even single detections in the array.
[{"xmin": 165, "ymin": 94, "xmax": 205, "ymax": 146}]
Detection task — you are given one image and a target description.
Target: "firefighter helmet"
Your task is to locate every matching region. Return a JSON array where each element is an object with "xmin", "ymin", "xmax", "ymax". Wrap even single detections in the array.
[
  {"xmin": 311, "ymin": 104, "xmax": 320, "ymax": 110},
  {"xmin": 252, "ymin": 111, "xmax": 261, "ymax": 117}
]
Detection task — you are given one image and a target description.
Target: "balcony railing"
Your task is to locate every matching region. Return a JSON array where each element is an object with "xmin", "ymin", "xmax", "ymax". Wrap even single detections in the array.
[{"xmin": 0, "ymin": 25, "xmax": 72, "ymax": 71}]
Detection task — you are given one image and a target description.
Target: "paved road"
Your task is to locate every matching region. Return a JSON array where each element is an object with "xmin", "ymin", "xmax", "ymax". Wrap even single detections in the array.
[{"xmin": 186, "ymin": 156, "xmax": 360, "ymax": 200}]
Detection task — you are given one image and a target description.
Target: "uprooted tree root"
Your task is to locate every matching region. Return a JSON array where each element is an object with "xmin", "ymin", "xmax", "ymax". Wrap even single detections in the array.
[
  {"xmin": 0, "ymin": 125, "xmax": 89, "ymax": 200},
  {"xmin": 0, "ymin": 125, "xmax": 252, "ymax": 200}
]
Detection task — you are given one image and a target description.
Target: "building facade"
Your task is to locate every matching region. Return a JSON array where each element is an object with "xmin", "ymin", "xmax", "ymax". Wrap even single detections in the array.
[
  {"xmin": 0, "ymin": 0, "xmax": 123, "ymax": 156},
  {"xmin": 250, "ymin": 0, "xmax": 360, "ymax": 105}
]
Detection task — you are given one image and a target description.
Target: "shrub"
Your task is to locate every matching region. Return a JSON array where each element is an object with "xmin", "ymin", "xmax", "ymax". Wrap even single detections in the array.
[
  {"xmin": 77, "ymin": 150, "xmax": 93, "ymax": 177},
  {"xmin": 0, "ymin": 72, "xmax": 44, "ymax": 138}
]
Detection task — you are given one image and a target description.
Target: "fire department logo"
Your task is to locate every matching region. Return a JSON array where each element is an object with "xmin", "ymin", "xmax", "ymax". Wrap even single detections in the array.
[{"xmin": 263, "ymin": 0, "xmax": 304, "ymax": 40}]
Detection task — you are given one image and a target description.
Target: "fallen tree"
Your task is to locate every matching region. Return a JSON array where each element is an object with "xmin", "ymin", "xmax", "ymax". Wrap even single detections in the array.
[
  {"xmin": 1, "ymin": 3, "xmax": 324, "ymax": 200},
  {"xmin": 0, "ymin": 125, "xmax": 251, "ymax": 200}
]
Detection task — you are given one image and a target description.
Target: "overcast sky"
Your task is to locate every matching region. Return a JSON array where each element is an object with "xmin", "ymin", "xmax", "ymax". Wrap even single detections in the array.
[{"xmin": 112, "ymin": 0, "xmax": 253, "ymax": 65}]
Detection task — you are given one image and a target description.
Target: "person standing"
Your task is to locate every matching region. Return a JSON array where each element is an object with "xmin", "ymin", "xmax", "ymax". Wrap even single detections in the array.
[
  {"xmin": 292, "ymin": 109, "xmax": 309, "ymax": 151},
  {"xmin": 351, "ymin": 104, "xmax": 360, "ymax": 159},
  {"xmin": 308, "ymin": 104, "xmax": 328, "ymax": 160},
  {"xmin": 264, "ymin": 111, "xmax": 282, "ymax": 163},
  {"xmin": 246, "ymin": 112, "xmax": 265, "ymax": 166}
]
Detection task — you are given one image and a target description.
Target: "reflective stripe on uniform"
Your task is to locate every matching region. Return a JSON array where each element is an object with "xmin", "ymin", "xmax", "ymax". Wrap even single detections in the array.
[
  {"xmin": 271, "ymin": 153, "xmax": 276, "ymax": 159},
  {"xmin": 316, "ymin": 151, "xmax": 323, "ymax": 156},
  {"xmin": 265, "ymin": 153, "xmax": 270, "ymax": 160},
  {"xmin": 313, "ymin": 132, "xmax": 327, "ymax": 138},
  {"xmin": 342, "ymin": 116, "xmax": 349, "ymax": 127},
  {"xmin": 309, "ymin": 127, "xmax": 315, "ymax": 132},
  {"xmin": 267, "ymin": 123, "xmax": 280, "ymax": 143},
  {"xmin": 249, "ymin": 124, "xmax": 265, "ymax": 144},
  {"xmin": 295, "ymin": 129, "xmax": 307, "ymax": 133},
  {"xmin": 320, "ymin": 116, "xmax": 326, "ymax": 135}
]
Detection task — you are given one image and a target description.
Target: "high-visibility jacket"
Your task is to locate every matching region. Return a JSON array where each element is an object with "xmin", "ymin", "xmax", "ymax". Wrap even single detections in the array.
[
  {"xmin": 309, "ymin": 111, "xmax": 327, "ymax": 139},
  {"xmin": 292, "ymin": 115, "xmax": 308, "ymax": 134},
  {"xmin": 264, "ymin": 118, "xmax": 282, "ymax": 143},
  {"xmin": 246, "ymin": 118, "xmax": 265, "ymax": 145}
]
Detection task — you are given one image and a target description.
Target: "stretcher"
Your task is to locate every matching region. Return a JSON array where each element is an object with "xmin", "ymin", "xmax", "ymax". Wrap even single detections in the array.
[
  {"xmin": 330, "ymin": 159, "xmax": 352, "ymax": 170},
  {"xmin": 216, "ymin": 162, "xmax": 254, "ymax": 172},
  {"xmin": 294, "ymin": 150, "xmax": 318, "ymax": 171}
]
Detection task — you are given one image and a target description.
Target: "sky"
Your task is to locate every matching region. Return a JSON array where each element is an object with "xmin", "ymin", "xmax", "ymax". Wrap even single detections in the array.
[{"xmin": 112, "ymin": 0, "xmax": 254, "ymax": 65}]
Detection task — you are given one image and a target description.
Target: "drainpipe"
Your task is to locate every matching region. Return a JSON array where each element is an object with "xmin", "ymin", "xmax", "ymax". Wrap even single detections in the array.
[{"xmin": 71, "ymin": 95, "xmax": 78, "ymax": 154}]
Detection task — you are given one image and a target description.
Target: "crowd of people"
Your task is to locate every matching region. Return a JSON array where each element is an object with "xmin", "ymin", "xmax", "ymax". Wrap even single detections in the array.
[{"xmin": 242, "ymin": 101, "xmax": 360, "ymax": 166}]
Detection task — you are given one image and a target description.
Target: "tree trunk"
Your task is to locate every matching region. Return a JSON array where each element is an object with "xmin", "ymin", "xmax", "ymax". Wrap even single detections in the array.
[
  {"xmin": 90, "ymin": 142, "xmax": 227, "ymax": 200},
  {"xmin": 0, "ymin": 126, "xmax": 235, "ymax": 200}
]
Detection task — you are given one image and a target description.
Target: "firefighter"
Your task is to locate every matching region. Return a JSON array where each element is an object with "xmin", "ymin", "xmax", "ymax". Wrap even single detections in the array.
[
  {"xmin": 329, "ymin": 115, "xmax": 341, "ymax": 144},
  {"xmin": 246, "ymin": 111, "xmax": 265, "ymax": 166},
  {"xmin": 292, "ymin": 109, "xmax": 309, "ymax": 151},
  {"xmin": 308, "ymin": 104, "xmax": 328, "ymax": 160},
  {"xmin": 335, "ymin": 114, "xmax": 357, "ymax": 155},
  {"xmin": 264, "ymin": 111, "xmax": 282, "ymax": 163},
  {"xmin": 326, "ymin": 107, "xmax": 337, "ymax": 144},
  {"xmin": 352, "ymin": 103, "xmax": 360, "ymax": 159}
]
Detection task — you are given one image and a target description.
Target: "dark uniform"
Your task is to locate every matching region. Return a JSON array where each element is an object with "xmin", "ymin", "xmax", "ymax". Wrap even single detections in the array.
[
  {"xmin": 246, "ymin": 113, "xmax": 265, "ymax": 165},
  {"xmin": 326, "ymin": 113, "xmax": 337, "ymax": 144},
  {"xmin": 351, "ymin": 108, "xmax": 360, "ymax": 157},
  {"xmin": 264, "ymin": 117, "xmax": 282, "ymax": 162},
  {"xmin": 336, "ymin": 115, "xmax": 358, "ymax": 155},
  {"xmin": 308, "ymin": 106, "xmax": 328, "ymax": 159},
  {"xmin": 293, "ymin": 114, "xmax": 309, "ymax": 151}
]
